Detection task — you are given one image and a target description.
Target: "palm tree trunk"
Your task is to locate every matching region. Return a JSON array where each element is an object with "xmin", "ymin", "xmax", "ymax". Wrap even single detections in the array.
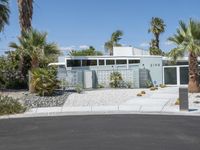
[
  {"xmin": 110, "ymin": 49, "xmax": 113, "ymax": 55},
  {"xmin": 29, "ymin": 58, "xmax": 39, "ymax": 93},
  {"xmin": 188, "ymin": 52, "xmax": 200, "ymax": 93},
  {"xmin": 31, "ymin": 58, "xmax": 39, "ymax": 69},
  {"xmin": 17, "ymin": 0, "xmax": 33, "ymax": 33},
  {"xmin": 155, "ymin": 34, "xmax": 160, "ymax": 49}
]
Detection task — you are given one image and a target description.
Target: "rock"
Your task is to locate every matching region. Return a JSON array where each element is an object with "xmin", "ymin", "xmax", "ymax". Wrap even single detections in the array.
[{"xmin": 22, "ymin": 92, "xmax": 71, "ymax": 108}]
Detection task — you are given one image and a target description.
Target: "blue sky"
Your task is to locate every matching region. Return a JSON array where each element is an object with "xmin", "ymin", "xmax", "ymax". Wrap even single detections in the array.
[{"xmin": 0, "ymin": 0, "xmax": 200, "ymax": 55}]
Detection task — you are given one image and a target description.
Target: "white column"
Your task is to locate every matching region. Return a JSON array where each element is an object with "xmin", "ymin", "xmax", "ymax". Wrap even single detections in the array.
[{"xmin": 127, "ymin": 59, "xmax": 129, "ymax": 69}]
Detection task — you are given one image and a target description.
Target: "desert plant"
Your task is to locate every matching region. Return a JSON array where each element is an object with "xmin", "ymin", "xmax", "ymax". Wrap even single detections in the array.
[
  {"xmin": 137, "ymin": 93, "xmax": 142, "ymax": 97},
  {"xmin": 124, "ymin": 81, "xmax": 133, "ymax": 89},
  {"xmin": 175, "ymin": 98, "xmax": 180, "ymax": 105},
  {"xmin": 150, "ymin": 87, "xmax": 157, "ymax": 91},
  {"xmin": 0, "ymin": 95, "xmax": 26, "ymax": 115},
  {"xmin": 97, "ymin": 84, "xmax": 105, "ymax": 88},
  {"xmin": 160, "ymin": 84, "xmax": 166, "ymax": 88},
  {"xmin": 110, "ymin": 72, "xmax": 123, "ymax": 88},
  {"xmin": 145, "ymin": 80, "xmax": 153, "ymax": 88},
  {"xmin": 75, "ymin": 84, "xmax": 83, "ymax": 94},
  {"xmin": 31, "ymin": 68, "xmax": 60, "ymax": 96}
]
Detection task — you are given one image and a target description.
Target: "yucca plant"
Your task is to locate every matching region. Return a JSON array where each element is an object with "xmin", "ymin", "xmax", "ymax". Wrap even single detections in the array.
[{"xmin": 31, "ymin": 68, "xmax": 60, "ymax": 96}]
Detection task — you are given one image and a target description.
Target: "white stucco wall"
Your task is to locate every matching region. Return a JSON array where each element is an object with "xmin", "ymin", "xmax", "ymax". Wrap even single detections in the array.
[
  {"xmin": 113, "ymin": 46, "xmax": 149, "ymax": 56},
  {"xmin": 113, "ymin": 47, "xmax": 133, "ymax": 56},
  {"xmin": 133, "ymin": 47, "xmax": 150, "ymax": 55}
]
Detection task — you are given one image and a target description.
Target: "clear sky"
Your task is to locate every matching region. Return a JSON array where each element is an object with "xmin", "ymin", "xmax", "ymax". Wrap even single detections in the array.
[{"xmin": 0, "ymin": 0, "xmax": 200, "ymax": 55}]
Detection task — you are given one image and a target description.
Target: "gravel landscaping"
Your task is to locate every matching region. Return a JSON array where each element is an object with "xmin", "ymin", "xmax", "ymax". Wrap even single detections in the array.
[
  {"xmin": 0, "ymin": 90, "xmax": 71, "ymax": 108},
  {"xmin": 23, "ymin": 92, "xmax": 71, "ymax": 108}
]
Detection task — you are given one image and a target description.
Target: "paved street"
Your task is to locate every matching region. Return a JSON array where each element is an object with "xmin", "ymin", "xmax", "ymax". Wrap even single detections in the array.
[{"xmin": 0, "ymin": 114, "xmax": 200, "ymax": 150}]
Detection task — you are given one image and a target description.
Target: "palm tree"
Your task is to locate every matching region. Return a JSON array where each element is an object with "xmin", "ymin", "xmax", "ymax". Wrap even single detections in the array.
[
  {"xmin": 9, "ymin": 29, "xmax": 60, "ymax": 70},
  {"xmin": 168, "ymin": 19, "xmax": 200, "ymax": 93},
  {"xmin": 0, "ymin": 0, "xmax": 10, "ymax": 33},
  {"xmin": 148, "ymin": 17, "xmax": 166, "ymax": 49},
  {"xmin": 17, "ymin": 0, "xmax": 33, "ymax": 33},
  {"xmin": 104, "ymin": 30, "xmax": 123, "ymax": 55},
  {"xmin": 10, "ymin": 29, "xmax": 60, "ymax": 92}
]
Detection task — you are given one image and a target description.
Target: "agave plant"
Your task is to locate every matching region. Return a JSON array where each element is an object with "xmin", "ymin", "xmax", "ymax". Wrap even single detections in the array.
[
  {"xmin": 110, "ymin": 72, "xmax": 123, "ymax": 88},
  {"xmin": 31, "ymin": 68, "xmax": 60, "ymax": 96}
]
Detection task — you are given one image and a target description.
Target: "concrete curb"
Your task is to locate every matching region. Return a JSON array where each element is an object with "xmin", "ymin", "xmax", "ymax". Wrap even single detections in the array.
[{"xmin": 0, "ymin": 106, "xmax": 200, "ymax": 120}]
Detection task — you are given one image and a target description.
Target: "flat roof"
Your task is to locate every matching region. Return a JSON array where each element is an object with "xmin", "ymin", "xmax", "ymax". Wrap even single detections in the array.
[{"xmin": 62, "ymin": 55, "xmax": 162, "ymax": 59}]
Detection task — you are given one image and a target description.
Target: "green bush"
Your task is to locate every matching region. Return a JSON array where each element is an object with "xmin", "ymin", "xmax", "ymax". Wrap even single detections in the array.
[
  {"xmin": 75, "ymin": 84, "xmax": 83, "ymax": 94},
  {"xmin": 145, "ymin": 80, "xmax": 153, "ymax": 88},
  {"xmin": 110, "ymin": 72, "xmax": 123, "ymax": 88},
  {"xmin": 0, "ymin": 95, "xmax": 26, "ymax": 115},
  {"xmin": 97, "ymin": 84, "xmax": 105, "ymax": 88},
  {"xmin": 31, "ymin": 68, "xmax": 60, "ymax": 96}
]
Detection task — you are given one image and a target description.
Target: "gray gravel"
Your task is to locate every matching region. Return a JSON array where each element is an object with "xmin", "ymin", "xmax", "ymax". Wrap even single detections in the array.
[{"xmin": 23, "ymin": 92, "xmax": 71, "ymax": 108}]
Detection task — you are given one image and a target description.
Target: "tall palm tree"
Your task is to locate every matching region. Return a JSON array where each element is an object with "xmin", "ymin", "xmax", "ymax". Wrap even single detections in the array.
[
  {"xmin": 168, "ymin": 19, "xmax": 200, "ymax": 93},
  {"xmin": 0, "ymin": 0, "xmax": 10, "ymax": 33},
  {"xmin": 104, "ymin": 30, "xmax": 123, "ymax": 55},
  {"xmin": 17, "ymin": 0, "xmax": 33, "ymax": 80},
  {"xmin": 17, "ymin": 0, "xmax": 33, "ymax": 33},
  {"xmin": 148, "ymin": 17, "xmax": 166, "ymax": 49}
]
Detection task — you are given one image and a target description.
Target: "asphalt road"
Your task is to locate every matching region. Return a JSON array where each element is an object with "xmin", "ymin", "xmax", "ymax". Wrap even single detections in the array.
[{"xmin": 0, "ymin": 114, "xmax": 200, "ymax": 150}]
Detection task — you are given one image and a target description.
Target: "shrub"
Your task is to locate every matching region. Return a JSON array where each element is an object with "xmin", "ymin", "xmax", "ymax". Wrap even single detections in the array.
[
  {"xmin": 31, "ymin": 68, "xmax": 60, "ymax": 96},
  {"xmin": 110, "ymin": 72, "xmax": 123, "ymax": 88},
  {"xmin": 150, "ymin": 87, "xmax": 157, "ymax": 91},
  {"xmin": 123, "ymin": 81, "xmax": 133, "ymax": 89},
  {"xmin": 137, "ymin": 93, "xmax": 142, "ymax": 96},
  {"xmin": 141, "ymin": 91, "xmax": 146, "ymax": 94},
  {"xmin": 145, "ymin": 80, "xmax": 153, "ymax": 88},
  {"xmin": 75, "ymin": 84, "xmax": 83, "ymax": 94},
  {"xmin": 175, "ymin": 98, "xmax": 180, "ymax": 105},
  {"xmin": 97, "ymin": 84, "xmax": 105, "ymax": 88},
  {"xmin": 160, "ymin": 84, "xmax": 166, "ymax": 88},
  {"xmin": 0, "ymin": 95, "xmax": 26, "ymax": 115}
]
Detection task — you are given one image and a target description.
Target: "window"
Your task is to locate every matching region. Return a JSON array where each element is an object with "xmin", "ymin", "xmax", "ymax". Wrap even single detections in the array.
[
  {"xmin": 116, "ymin": 59, "xmax": 127, "ymax": 65},
  {"xmin": 180, "ymin": 67, "xmax": 188, "ymax": 84},
  {"xmin": 82, "ymin": 60, "xmax": 97, "ymax": 66},
  {"xmin": 106, "ymin": 59, "xmax": 115, "ymax": 65},
  {"xmin": 99, "ymin": 60, "xmax": 105, "ymax": 65},
  {"xmin": 164, "ymin": 67, "xmax": 177, "ymax": 84},
  {"xmin": 129, "ymin": 59, "xmax": 140, "ymax": 64},
  {"xmin": 67, "ymin": 60, "xmax": 81, "ymax": 67}
]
